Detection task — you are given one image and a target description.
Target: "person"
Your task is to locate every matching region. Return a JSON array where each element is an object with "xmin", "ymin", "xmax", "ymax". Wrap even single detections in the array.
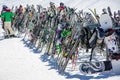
[
  {"xmin": 0, "ymin": 8, "xmax": 15, "ymax": 38},
  {"xmin": 48, "ymin": 2, "xmax": 56, "ymax": 18},
  {"xmin": 15, "ymin": 5, "xmax": 24, "ymax": 32},
  {"xmin": 58, "ymin": 2, "xmax": 65, "ymax": 11},
  {"xmin": 49, "ymin": 2, "xmax": 56, "ymax": 9},
  {"xmin": 1, "ymin": 5, "xmax": 8, "ymax": 29},
  {"xmin": 57, "ymin": 2, "xmax": 65, "ymax": 16},
  {"xmin": 47, "ymin": 2, "xmax": 57, "ymax": 28},
  {"xmin": 18, "ymin": 5, "xmax": 23, "ymax": 15}
]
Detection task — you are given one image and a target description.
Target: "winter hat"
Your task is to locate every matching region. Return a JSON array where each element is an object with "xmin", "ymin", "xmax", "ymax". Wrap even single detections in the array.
[
  {"xmin": 2, "ymin": 5, "xmax": 8, "ymax": 10},
  {"xmin": 60, "ymin": 2, "xmax": 64, "ymax": 6},
  {"xmin": 2, "ymin": 5, "xmax": 7, "ymax": 8},
  {"xmin": 50, "ymin": 2, "xmax": 54, "ymax": 5}
]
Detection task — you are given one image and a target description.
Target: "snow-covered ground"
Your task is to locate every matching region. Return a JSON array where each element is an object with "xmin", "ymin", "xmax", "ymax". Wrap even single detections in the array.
[
  {"xmin": 0, "ymin": 25, "xmax": 120, "ymax": 80},
  {"xmin": 0, "ymin": 0, "xmax": 120, "ymax": 80},
  {"xmin": 0, "ymin": 36, "xmax": 120, "ymax": 80}
]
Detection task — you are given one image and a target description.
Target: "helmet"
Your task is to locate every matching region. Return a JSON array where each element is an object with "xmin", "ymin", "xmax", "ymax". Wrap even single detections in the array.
[
  {"xmin": 60, "ymin": 2, "xmax": 64, "ymax": 6},
  {"xmin": 50, "ymin": 2, "xmax": 54, "ymax": 5}
]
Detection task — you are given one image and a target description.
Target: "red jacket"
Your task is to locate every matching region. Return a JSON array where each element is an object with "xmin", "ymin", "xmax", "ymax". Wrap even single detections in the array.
[{"xmin": 58, "ymin": 6, "xmax": 65, "ymax": 11}]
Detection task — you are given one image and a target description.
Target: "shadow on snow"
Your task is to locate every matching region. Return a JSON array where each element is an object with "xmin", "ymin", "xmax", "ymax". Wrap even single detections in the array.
[
  {"xmin": 21, "ymin": 39, "xmax": 41, "ymax": 54},
  {"xmin": 21, "ymin": 38, "xmax": 120, "ymax": 80},
  {"xmin": 40, "ymin": 54, "xmax": 119, "ymax": 80}
]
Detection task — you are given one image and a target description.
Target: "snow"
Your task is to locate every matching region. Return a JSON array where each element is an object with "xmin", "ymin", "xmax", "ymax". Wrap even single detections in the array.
[
  {"xmin": 0, "ymin": 0, "xmax": 120, "ymax": 80},
  {"xmin": 0, "ymin": 38, "xmax": 120, "ymax": 80},
  {"xmin": 0, "ymin": 38, "xmax": 65, "ymax": 80}
]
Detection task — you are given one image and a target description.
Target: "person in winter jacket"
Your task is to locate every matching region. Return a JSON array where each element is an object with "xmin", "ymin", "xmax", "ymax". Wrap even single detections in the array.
[
  {"xmin": 1, "ymin": 5, "xmax": 8, "ymax": 29},
  {"xmin": 57, "ymin": 2, "xmax": 65, "ymax": 15},
  {"xmin": 48, "ymin": 2, "xmax": 56, "ymax": 18},
  {"xmin": 18, "ymin": 5, "xmax": 23, "ymax": 15},
  {"xmin": 0, "ymin": 8, "xmax": 15, "ymax": 38},
  {"xmin": 58, "ymin": 2, "xmax": 65, "ymax": 11}
]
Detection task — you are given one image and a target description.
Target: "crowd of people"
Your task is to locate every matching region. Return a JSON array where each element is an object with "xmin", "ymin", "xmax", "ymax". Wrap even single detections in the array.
[
  {"xmin": 0, "ymin": 2, "xmax": 120, "ymax": 53},
  {"xmin": 0, "ymin": 2, "xmax": 120, "ymax": 37}
]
